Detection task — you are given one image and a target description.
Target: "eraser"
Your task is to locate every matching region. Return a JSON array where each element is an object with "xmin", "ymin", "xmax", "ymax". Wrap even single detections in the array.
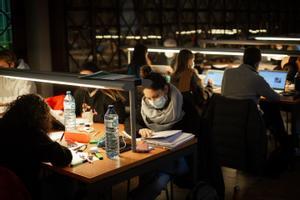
[{"xmin": 89, "ymin": 146, "xmax": 99, "ymax": 153}]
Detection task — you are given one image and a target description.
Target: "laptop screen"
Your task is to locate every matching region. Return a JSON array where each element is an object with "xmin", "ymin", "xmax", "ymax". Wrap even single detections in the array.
[
  {"xmin": 258, "ymin": 70, "xmax": 287, "ymax": 90},
  {"xmin": 205, "ymin": 70, "xmax": 224, "ymax": 87}
]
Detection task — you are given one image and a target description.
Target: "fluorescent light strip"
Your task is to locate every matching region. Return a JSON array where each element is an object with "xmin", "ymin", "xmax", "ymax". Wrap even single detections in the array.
[
  {"xmin": 255, "ymin": 37, "xmax": 300, "ymax": 41},
  {"xmin": 1, "ymin": 75, "xmax": 108, "ymax": 90},
  {"xmin": 198, "ymin": 51, "xmax": 243, "ymax": 56},
  {"xmin": 128, "ymin": 47, "xmax": 288, "ymax": 58}
]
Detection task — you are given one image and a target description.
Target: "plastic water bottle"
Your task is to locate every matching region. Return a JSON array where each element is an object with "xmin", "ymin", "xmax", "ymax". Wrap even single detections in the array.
[
  {"xmin": 294, "ymin": 72, "xmax": 300, "ymax": 92},
  {"xmin": 105, "ymin": 105, "xmax": 120, "ymax": 159},
  {"xmin": 64, "ymin": 91, "xmax": 76, "ymax": 131}
]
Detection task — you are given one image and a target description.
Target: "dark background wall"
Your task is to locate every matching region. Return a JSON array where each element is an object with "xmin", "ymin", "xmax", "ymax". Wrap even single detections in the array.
[{"xmin": 5, "ymin": 0, "xmax": 300, "ymax": 72}]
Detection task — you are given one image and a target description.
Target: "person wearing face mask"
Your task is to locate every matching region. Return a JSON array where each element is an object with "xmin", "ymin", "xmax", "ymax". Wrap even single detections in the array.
[
  {"xmin": 139, "ymin": 71, "xmax": 200, "ymax": 137},
  {"xmin": 131, "ymin": 71, "xmax": 225, "ymax": 200},
  {"xmin": 73, "ymin": 62, "xmax": 127, "ymax": 123},
  {"xmin": 171, "ymin": 49, "xmax": 212, "ymax": 114},
  {"xmin": 130, "ymin": 71, "xmax": 212, "ymax": 200}
]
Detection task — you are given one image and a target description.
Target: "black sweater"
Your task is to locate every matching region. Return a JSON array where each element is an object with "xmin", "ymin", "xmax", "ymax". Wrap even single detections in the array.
[
  {"xmin": 74, "ymin": 88, "xmax": 127, "ymax": 123},
  {"xmin": 0, "ymin": 121, "xmax": 72, "ymax": 199}
]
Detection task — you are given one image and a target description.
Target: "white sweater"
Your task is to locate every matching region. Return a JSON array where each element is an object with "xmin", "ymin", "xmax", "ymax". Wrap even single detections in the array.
[{"xmin": 0, "ymin": 60, "xmax": 37, "ymax": 113}]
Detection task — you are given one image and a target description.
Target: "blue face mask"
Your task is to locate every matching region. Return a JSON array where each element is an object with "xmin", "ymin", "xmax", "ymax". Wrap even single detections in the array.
[{"xmin": 148, "ymin": 96, "xmax": 167, "ymax": 109}]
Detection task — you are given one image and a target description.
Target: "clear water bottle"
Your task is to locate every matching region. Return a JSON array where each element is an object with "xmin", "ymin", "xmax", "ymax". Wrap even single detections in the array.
[
  {"xmin": 105, "ymin": 105, "xmax": 120, "ymax": 159},
  {"xmin": 64, "ymin": 91, "xmax": 76, "ymax": 131}
]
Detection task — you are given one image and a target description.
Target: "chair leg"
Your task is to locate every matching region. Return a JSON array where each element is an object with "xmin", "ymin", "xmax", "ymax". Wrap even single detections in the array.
[
  {"xmin": 232, "ymin": 170, "xmax": 240, "ymax": 199},
  {"xmin": 170, "ymin": 180, "xmax": 174, "ymax": 200},
  {"xmin": 165, "ymin": 186, "xmax": 170, "ymax": 200},
  {"xmin": 164, "ymin": 179, "xmax": 174, "ymax": 200},
  {"xmin": 126, "ymin": 179, "xmax": 130, "ymax": 200}
]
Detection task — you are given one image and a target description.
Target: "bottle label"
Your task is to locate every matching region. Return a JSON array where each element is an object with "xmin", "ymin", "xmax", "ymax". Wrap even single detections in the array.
[{"xmin": 64, "ymin": 103, "xmax": 75, "ymax": 110}]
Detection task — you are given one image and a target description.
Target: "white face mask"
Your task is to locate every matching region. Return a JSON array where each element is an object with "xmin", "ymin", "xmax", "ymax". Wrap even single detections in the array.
[{"xmin": 148, "ymin": 96, "xmax": 167, "ymax": 109}]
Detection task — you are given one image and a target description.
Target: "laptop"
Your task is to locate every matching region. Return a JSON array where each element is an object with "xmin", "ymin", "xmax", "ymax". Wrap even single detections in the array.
[
  {"xmin": 204, "ymin": 70, "xmax": 224, "ymax": 87},
  {"xmin": 258, "ymin": 70, "xmax": 288, "ymax": 93}
]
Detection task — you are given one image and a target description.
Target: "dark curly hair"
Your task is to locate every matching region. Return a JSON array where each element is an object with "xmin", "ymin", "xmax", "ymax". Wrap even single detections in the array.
[{"xmin": 2, "ymin": 94, "xmax": 52, "ymax": 134}]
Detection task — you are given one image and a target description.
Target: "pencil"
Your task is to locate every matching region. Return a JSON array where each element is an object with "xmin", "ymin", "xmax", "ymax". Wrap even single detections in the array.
[{"xmin": 59, "ymin": 131, "xmax": 65, "ymax": 142}]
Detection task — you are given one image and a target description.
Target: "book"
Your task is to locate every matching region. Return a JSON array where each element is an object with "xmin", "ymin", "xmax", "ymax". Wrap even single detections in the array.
[
  {"xmin": 144, "ymin": 132, "xmax": 195, "ymax": 149},
  {"xmin": 79, "ymin": 71, "xmax": 135, "ymax": 80},
  {"xmin": 146, "ymin": 130, "xmax": 182, "ymax": 139}
]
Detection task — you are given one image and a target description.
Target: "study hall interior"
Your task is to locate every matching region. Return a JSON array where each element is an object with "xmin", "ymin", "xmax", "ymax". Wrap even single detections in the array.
[{"xmin": 1, "ymin": 0, "xmax": 300, "ymax": 200}]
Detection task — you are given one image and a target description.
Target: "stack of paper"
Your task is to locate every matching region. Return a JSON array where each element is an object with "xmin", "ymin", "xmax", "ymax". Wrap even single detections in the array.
[{"xmin": 144, "ymin": 130, "xmax": 195, "ymax": 149}]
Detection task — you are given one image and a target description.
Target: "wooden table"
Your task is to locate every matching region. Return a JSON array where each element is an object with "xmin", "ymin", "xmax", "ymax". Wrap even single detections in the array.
[{"xmin": 45, "ymin": 124, "xmax": 198, "ymax": 200}]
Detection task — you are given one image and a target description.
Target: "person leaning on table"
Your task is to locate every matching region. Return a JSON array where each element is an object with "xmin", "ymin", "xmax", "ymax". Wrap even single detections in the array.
[
  {"xmin": 129, "ymin": 71, "xmax": 203, "ymax": 200},
  {"xmin": 0, "ymin": 94, "xmax": 72, "ymax": 200}
]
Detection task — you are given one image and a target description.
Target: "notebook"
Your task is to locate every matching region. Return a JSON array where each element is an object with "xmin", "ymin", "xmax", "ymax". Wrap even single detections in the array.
[
  {"xmin": 147, "ymin": 130, "xmax": 182, "ymax": 139},
  {"xmin": 204, "ymin": 70, "xmax": 224, "ymax": 87},
  {"xmin": 144, "ymin": 132, "xmax": 195, "ymax": 149},
  {"xmin": 258, "ymin": 70, "xmax": 288, "ymax": 93}
]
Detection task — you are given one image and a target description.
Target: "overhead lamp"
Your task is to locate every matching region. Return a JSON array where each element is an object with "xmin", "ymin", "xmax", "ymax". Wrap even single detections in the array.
[
  {"xmin": 0, "ymin": 68, "xmax": 139, "ymax": 151},
  {"xmin": 127, "ymin": 47, "xmax": 292, "ymax": 59}
]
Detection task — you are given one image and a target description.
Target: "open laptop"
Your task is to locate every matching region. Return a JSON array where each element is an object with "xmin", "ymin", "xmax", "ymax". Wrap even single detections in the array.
[
  {"xmin": 258, "ymin": 70, "xmax": 288, "ymax": 93},
  {"xmin": 204, "ymin": 69, "xmax": 224, "ymax": 88}
]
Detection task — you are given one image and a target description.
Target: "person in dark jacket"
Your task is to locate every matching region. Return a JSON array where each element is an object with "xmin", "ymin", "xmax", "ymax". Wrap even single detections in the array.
[
  {"xmin": 74, "ymin": 63, "xmax": 127, "ymax": 123},
  {"xmin": 282, "ymin": 56, "xmax": 300, "ymax": 83},
  {"xmin": 0, "ymin": 94, "xmax": 72, "ymax": 200},
  {"xmin": 128, "ymin": 44, "xmax": 151, "ymax": 78},
  {"xmin": 171, "ymin": 49, "xmax": 212, "ymax": 114}
]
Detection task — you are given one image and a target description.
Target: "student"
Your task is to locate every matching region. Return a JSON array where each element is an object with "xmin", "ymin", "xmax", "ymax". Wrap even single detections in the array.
[
  {"xmin": 128, "ymin": 44, "xmax": 151, "ymax": 78},
  {"xmin": 171, "ymin": 49, "xmax": 212, "ymax": 114},
  {"xmin": 221, "ymin": 47, "xmax": 288, "ymax": 148},
  {"xmin": 130, "ymin": 72, "xmax": 201, "ymax": 200},
  {"xmin": 0, "ymin": 94, "xmax": 72, "ymax": 199},
  {"xmin": 73, "ymin": 62, "xmax": 127, "ymax": 123},
  {"xmin": 0, "ymin": 50, "xmax": 36, "ymax": 115},
  {"xmin": 282, "ymin": 56, "xmax": 300, "ymax": 84}
]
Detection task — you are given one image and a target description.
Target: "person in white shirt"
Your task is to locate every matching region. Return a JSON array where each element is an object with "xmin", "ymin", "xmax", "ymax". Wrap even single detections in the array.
[{"xmin": 0, "ymin": 50, "xmax": 36, "ymax": 115}]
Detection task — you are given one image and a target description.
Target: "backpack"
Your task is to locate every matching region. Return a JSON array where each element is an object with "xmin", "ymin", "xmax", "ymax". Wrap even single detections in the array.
[{"xmin": 186, "ymin": 181, "xmax": 219, "ymax": 200}]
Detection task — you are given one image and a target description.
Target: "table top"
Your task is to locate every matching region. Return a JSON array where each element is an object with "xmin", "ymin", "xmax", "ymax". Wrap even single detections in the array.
[{"xmin": 45, "ymin": 124, "xmax": 197, "ymax": 184}]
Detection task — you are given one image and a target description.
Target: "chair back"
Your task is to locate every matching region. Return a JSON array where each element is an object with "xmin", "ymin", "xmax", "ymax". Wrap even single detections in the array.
[
  {"xmin": 0, "ymin": 166, "xmax": 31, "ymax": 200},
  {"xmin": 202, "ymin": 94, "xmax": 267, "ymax": 175}
]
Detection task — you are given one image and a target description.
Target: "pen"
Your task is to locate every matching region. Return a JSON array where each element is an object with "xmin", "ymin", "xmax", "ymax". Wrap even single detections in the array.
[{"xmin": 59, "ymin": 131, "xmax": 65, "ymax": 142}]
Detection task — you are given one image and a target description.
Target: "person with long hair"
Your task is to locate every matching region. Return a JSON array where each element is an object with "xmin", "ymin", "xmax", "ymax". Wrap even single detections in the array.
[
  {"xmin": 282, "ymin": 56, "xmax": 300, "ymax": 83},
  {"xmin": 128, "ymin": 44, "xmax": 151, "ymax": 78},
  {"xmin": 171, "ymin": 49, "xmax": 212, "ymax": 113},
  {"xmin": 0, "ymin": 94, "xmax": 72, "ymax": 199}
]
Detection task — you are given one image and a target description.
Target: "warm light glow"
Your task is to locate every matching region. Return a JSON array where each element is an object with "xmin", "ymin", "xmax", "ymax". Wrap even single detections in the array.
[
  {"xmin": 249, "ymin": 29, "xmax": 267, "ymax": 34},
  {"xmin": 255, "ymin": 37, "xmax": 300, "ymax": 41},
  {"xmin": 96, "ymin": 35, "xmax": 161, "ymax": 40}
]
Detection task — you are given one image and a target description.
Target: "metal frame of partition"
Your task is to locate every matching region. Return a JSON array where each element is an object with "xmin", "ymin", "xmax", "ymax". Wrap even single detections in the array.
[{"xmin": 0, "ymin": 68, "xmax": 139, "ymax": 151}]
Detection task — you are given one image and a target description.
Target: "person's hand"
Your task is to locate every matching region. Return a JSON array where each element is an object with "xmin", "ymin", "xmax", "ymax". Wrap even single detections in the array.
[
  {"xmin": 139, "ymin": 128, "xmax": 153, "ymax": 138},
  {"xmin": 207, "ymin": 78, "xmax": 213, "ymax": 87}
]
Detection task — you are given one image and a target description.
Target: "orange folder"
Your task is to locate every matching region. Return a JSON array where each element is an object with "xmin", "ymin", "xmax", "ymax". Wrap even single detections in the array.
[{"xmin": 64, "ymin": 132, "xmax": 90, "ymax": 143}]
